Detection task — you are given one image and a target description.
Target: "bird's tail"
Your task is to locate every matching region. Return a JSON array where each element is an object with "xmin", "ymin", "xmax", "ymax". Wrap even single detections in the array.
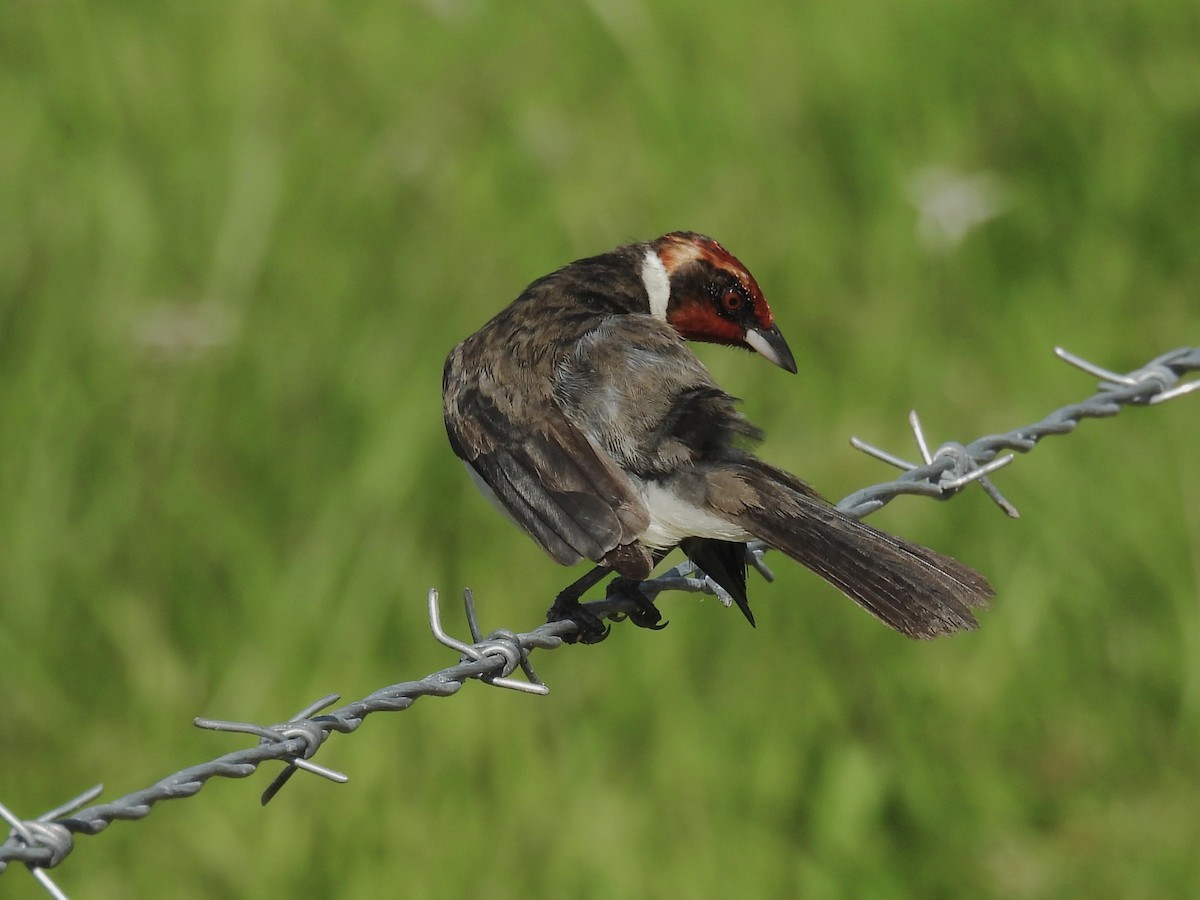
[{"xmin": 708, "ymin": 457, "xmax": 993, "ymax": 638}]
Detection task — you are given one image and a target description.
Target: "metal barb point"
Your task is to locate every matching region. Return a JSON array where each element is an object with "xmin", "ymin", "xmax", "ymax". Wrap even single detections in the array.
[
  {"xmin": 936, "ymin": 452, "xmax": 1014, "ymax": 489},
  {"xmin": 850, "ymin": 435, "xmax": 919, "ymax": 471},
  {"xmin": 288, "ymin": 758, "xmax": 347, "ymax": 782},
  {"xmin": 915, "ymin": 410, "xmax": 1019, "ymax": 515},
  {"xmin": 909, "ymin": 410, "xmax": 934, "ymax": 464},
  {"xmin": 30, "ymin": 867, "xmax": 71, "ymax": 900},
  {"xmin": 649, "ymin": 560, "xmax": 735, "ymax": 607},
  {"xmin": 744, "ymin": 541, "xmax": 775, "ymax": 583},
  {"xmin": 0, "ymin": 788, "xmax": 98, "ymax": 900},
  {"xmin": 427, "ymin": 588, "xmax": 550, "ymax": 695},
  {"xmin": 259, "ymin": 748, "xmax": 350, "ymax": 807},
  {"xmin": 259, "ymin": 705, "xmax": 349, "ymax": 804},
  {"xmin": 271, "ymin": 699, "xmax": 347, "ymax": 780},
  {"xmin": 488, "ymin": 628, "xmax": 549, "ymax": 690},
  {"xmin": 35, "ymin": 786, "xmax": 104, "ymax": 826},
  {"xmin": 1054, "ymin": 346, "xmax": 1137, "ymax": 385},
  {"xmin": 193, "ymin": 716, "xmax": 282, "ymax": 741},
  {"xmin": 291, "ymin": 694, "xmax": 342, "ymax": 721},
  {"xmin": 933, "ymin": 450, "xmax": 1021, "ymax": 518},
  {"xmin": 1056, "ymin": 346, "xmax": 1194, "ymax": 405},
  {"xmin": 980, "ymin": 476, "xmax": 1022, "ymax": 518},
  {"xmin": 428, "ymin": 587, "xmax": 480, "ymax": 660},
  {"xmin": 0, "ymin": 798, "xmax": 29, "ymax": 835},
  {"xmin": 462, "ymin": 588, "xmax": 485, "ymax": 643},
  {"xmin": 854, "ymin": 410, "xmax": 1018, "ymax": 517},
  {"xmin": 195, "ymin": 698, "xmax": 348, "ymax": 805},
  {"xmin": 703, "ymin": 576, "xmax": 735, "ymax": 607},
  {"xmin": 1149, "ymin": 378, "xmax": 1200, "ymax": 405}
]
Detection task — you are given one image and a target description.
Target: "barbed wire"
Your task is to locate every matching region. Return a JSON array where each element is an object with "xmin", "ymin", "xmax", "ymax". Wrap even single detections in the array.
[{"xmin": 2, "ymin": 345, "xmax": 1197, "ymax": 898}]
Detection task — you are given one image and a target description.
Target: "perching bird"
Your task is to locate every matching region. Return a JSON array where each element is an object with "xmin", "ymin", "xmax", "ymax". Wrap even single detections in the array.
[{"xmin": 442, "ymin": 232, "xmax": 992, "ymax": 641}]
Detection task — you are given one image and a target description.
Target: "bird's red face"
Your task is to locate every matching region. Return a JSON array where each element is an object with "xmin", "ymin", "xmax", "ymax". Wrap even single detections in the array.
[{"xmin": 648, "ymin": 232, "xmax": 798, "ymax": 374}]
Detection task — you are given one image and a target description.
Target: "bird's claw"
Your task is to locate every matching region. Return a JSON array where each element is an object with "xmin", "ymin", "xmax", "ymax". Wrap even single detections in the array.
[
  {"xmin": 546, "ymin": 596, "xmax": 611, "ymax": 644},
  {"xmin": 605, "ymin": 577, "xmax": 668, "ymax": 632},
  {"xmin": 545, "ymin": 573, "xmax": 668, "ymax": 642},
  {"xmin": 626, "ymin": 606, "xmax": 668, "ymax": 631}
]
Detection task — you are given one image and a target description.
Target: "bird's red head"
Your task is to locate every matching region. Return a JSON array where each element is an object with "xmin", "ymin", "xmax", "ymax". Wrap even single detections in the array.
[{"xmin": 646, "ymin": 232, "xmax": 797, "ymax": 374}]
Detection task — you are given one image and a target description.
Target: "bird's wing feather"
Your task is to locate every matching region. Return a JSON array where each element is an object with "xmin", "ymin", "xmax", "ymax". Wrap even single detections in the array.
[
  {"xmin": 443, "ymin": 344, "xmax": 649, "ymax": 567},
  {"xmin": 552, "ymin": 316, "xmax": 762, "ymax": 475},
  {"xmin": 445, "ymin": 313, "xmax": 759, "ymax": 576}
]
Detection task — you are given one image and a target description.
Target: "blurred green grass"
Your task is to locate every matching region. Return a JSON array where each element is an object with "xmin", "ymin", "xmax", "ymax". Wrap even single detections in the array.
[{"xmin": 2, "ymin": 0, "xmax": 1199, "ymax": 897}]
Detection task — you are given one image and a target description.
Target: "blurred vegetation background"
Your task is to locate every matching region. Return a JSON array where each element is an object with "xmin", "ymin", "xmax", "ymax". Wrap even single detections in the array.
[{"xmin": 2, "ymin": 0, "xmax": 1199, "ymax": 897}]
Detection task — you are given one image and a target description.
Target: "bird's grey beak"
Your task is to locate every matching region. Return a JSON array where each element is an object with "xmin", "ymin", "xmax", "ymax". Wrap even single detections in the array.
[{"xmin": 745, "ymin": 324, "xmax": 798, "ymax": 374}]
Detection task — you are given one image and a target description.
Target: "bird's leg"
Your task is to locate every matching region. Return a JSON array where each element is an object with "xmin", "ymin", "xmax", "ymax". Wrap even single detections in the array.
[
  {"xmin": 547, "ymin": 565, "xmax": 614, "ymax": 644},
  {"xmin": 604, "ymin": 576, "xmax": 667, "ymax": 631}
]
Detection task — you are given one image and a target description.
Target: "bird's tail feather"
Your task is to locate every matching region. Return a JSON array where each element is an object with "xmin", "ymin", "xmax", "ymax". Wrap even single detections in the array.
[
  {"xmin": 679, "ymin": 538, "xmax": 754, "ymax": 626},
  {"xmin": 718, "ymin": 458, "xmax": 993, "ymax": 638}
]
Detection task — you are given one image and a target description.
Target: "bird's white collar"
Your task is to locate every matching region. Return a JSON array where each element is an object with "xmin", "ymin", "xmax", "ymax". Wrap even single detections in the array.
[{"xmin": 640, "ymin": 248, "xmax": 671, "ymax": 322}]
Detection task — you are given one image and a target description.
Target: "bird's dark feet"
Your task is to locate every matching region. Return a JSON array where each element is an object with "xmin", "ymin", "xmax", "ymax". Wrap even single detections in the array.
[
  {"xmin": 547, "ymin": 592, "xmax": 611, "ymax": 644},
  {"xmin": 605, "ymin": 577, "xmax": 668, "ymax": 632}
]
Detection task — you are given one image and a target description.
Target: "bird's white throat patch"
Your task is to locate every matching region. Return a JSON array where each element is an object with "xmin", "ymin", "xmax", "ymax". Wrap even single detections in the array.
[{"xmin": 640, "ymin": 248, "xmax": 671, "ymax": 322}]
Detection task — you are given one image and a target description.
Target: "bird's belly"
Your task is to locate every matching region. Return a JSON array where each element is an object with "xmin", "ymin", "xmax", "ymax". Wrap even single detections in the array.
[{"xmin": 634, "ymin": 478, "xmax": 752, "ymax": 549}]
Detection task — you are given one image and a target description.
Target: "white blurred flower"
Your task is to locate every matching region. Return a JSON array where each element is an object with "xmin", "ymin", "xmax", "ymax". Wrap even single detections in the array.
[
  {"xmin": 132, "ymin": 303, "xmax": 236, "ymax": 362},
  {"xmin": 906, "ymin": 165, "xmax": 1009, "ymax": 252},
  {"xmin": 416, "ymin": 0, "xmax": 478, "ymax": 23}
]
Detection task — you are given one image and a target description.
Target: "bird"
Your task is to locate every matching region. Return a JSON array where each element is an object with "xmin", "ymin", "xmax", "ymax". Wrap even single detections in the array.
[{"xmin": 442, "ymin": 231, "xmax": 993, "ymax": 642}]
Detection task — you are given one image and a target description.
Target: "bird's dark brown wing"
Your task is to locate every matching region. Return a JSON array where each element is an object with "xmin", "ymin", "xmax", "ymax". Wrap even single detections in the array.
[
  {"xmin": 551, "ymin": 317, "xmax": 763, "ymax": 476},
  {"xmin": 443, "ymin": 343, "xmax": 650, "ymax": 569}
]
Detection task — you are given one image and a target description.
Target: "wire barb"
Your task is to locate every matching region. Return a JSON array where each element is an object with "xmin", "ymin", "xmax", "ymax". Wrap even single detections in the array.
[
  {"xmin": 641, "ymin": 562, "xmax": 734, "ymax": 606},
  {"xmin": 0, "ymin": 785, "xmax": 102, "ymax": 899},
  {"xmin": 836, "ymin": 345, "xmax": 1198, "ymax": 523},
  {"xmin": 1056, "ymin": 345, "xmax": 1199, "ymax": 405},
  {"xmin": 428, "ymin": 588, "xmax": 550, "ymax": 695},
  {"xmin": 744, "ymin": 542, "xmax": 775, "ymax": 583},
  {"xmin": 1054, "ymin": 345, "xmax": 1138, "ymax": 385},
  {"xmin": 2, "ymin": 344, "xmax": 1197, "ymax": 889},
  {"xmin": 851, "ymin": 409, "xmax": 1019, "ymax": 517},
  {"xmin": 193, "ymin": 697, "xmax": 350, "ymax": 806}
]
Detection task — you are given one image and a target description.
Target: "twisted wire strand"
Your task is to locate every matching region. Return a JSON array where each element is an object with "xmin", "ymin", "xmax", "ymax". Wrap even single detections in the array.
[{"xmin": 3, "ymin": 345, "xmax": 1197, "ymax": 896}]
